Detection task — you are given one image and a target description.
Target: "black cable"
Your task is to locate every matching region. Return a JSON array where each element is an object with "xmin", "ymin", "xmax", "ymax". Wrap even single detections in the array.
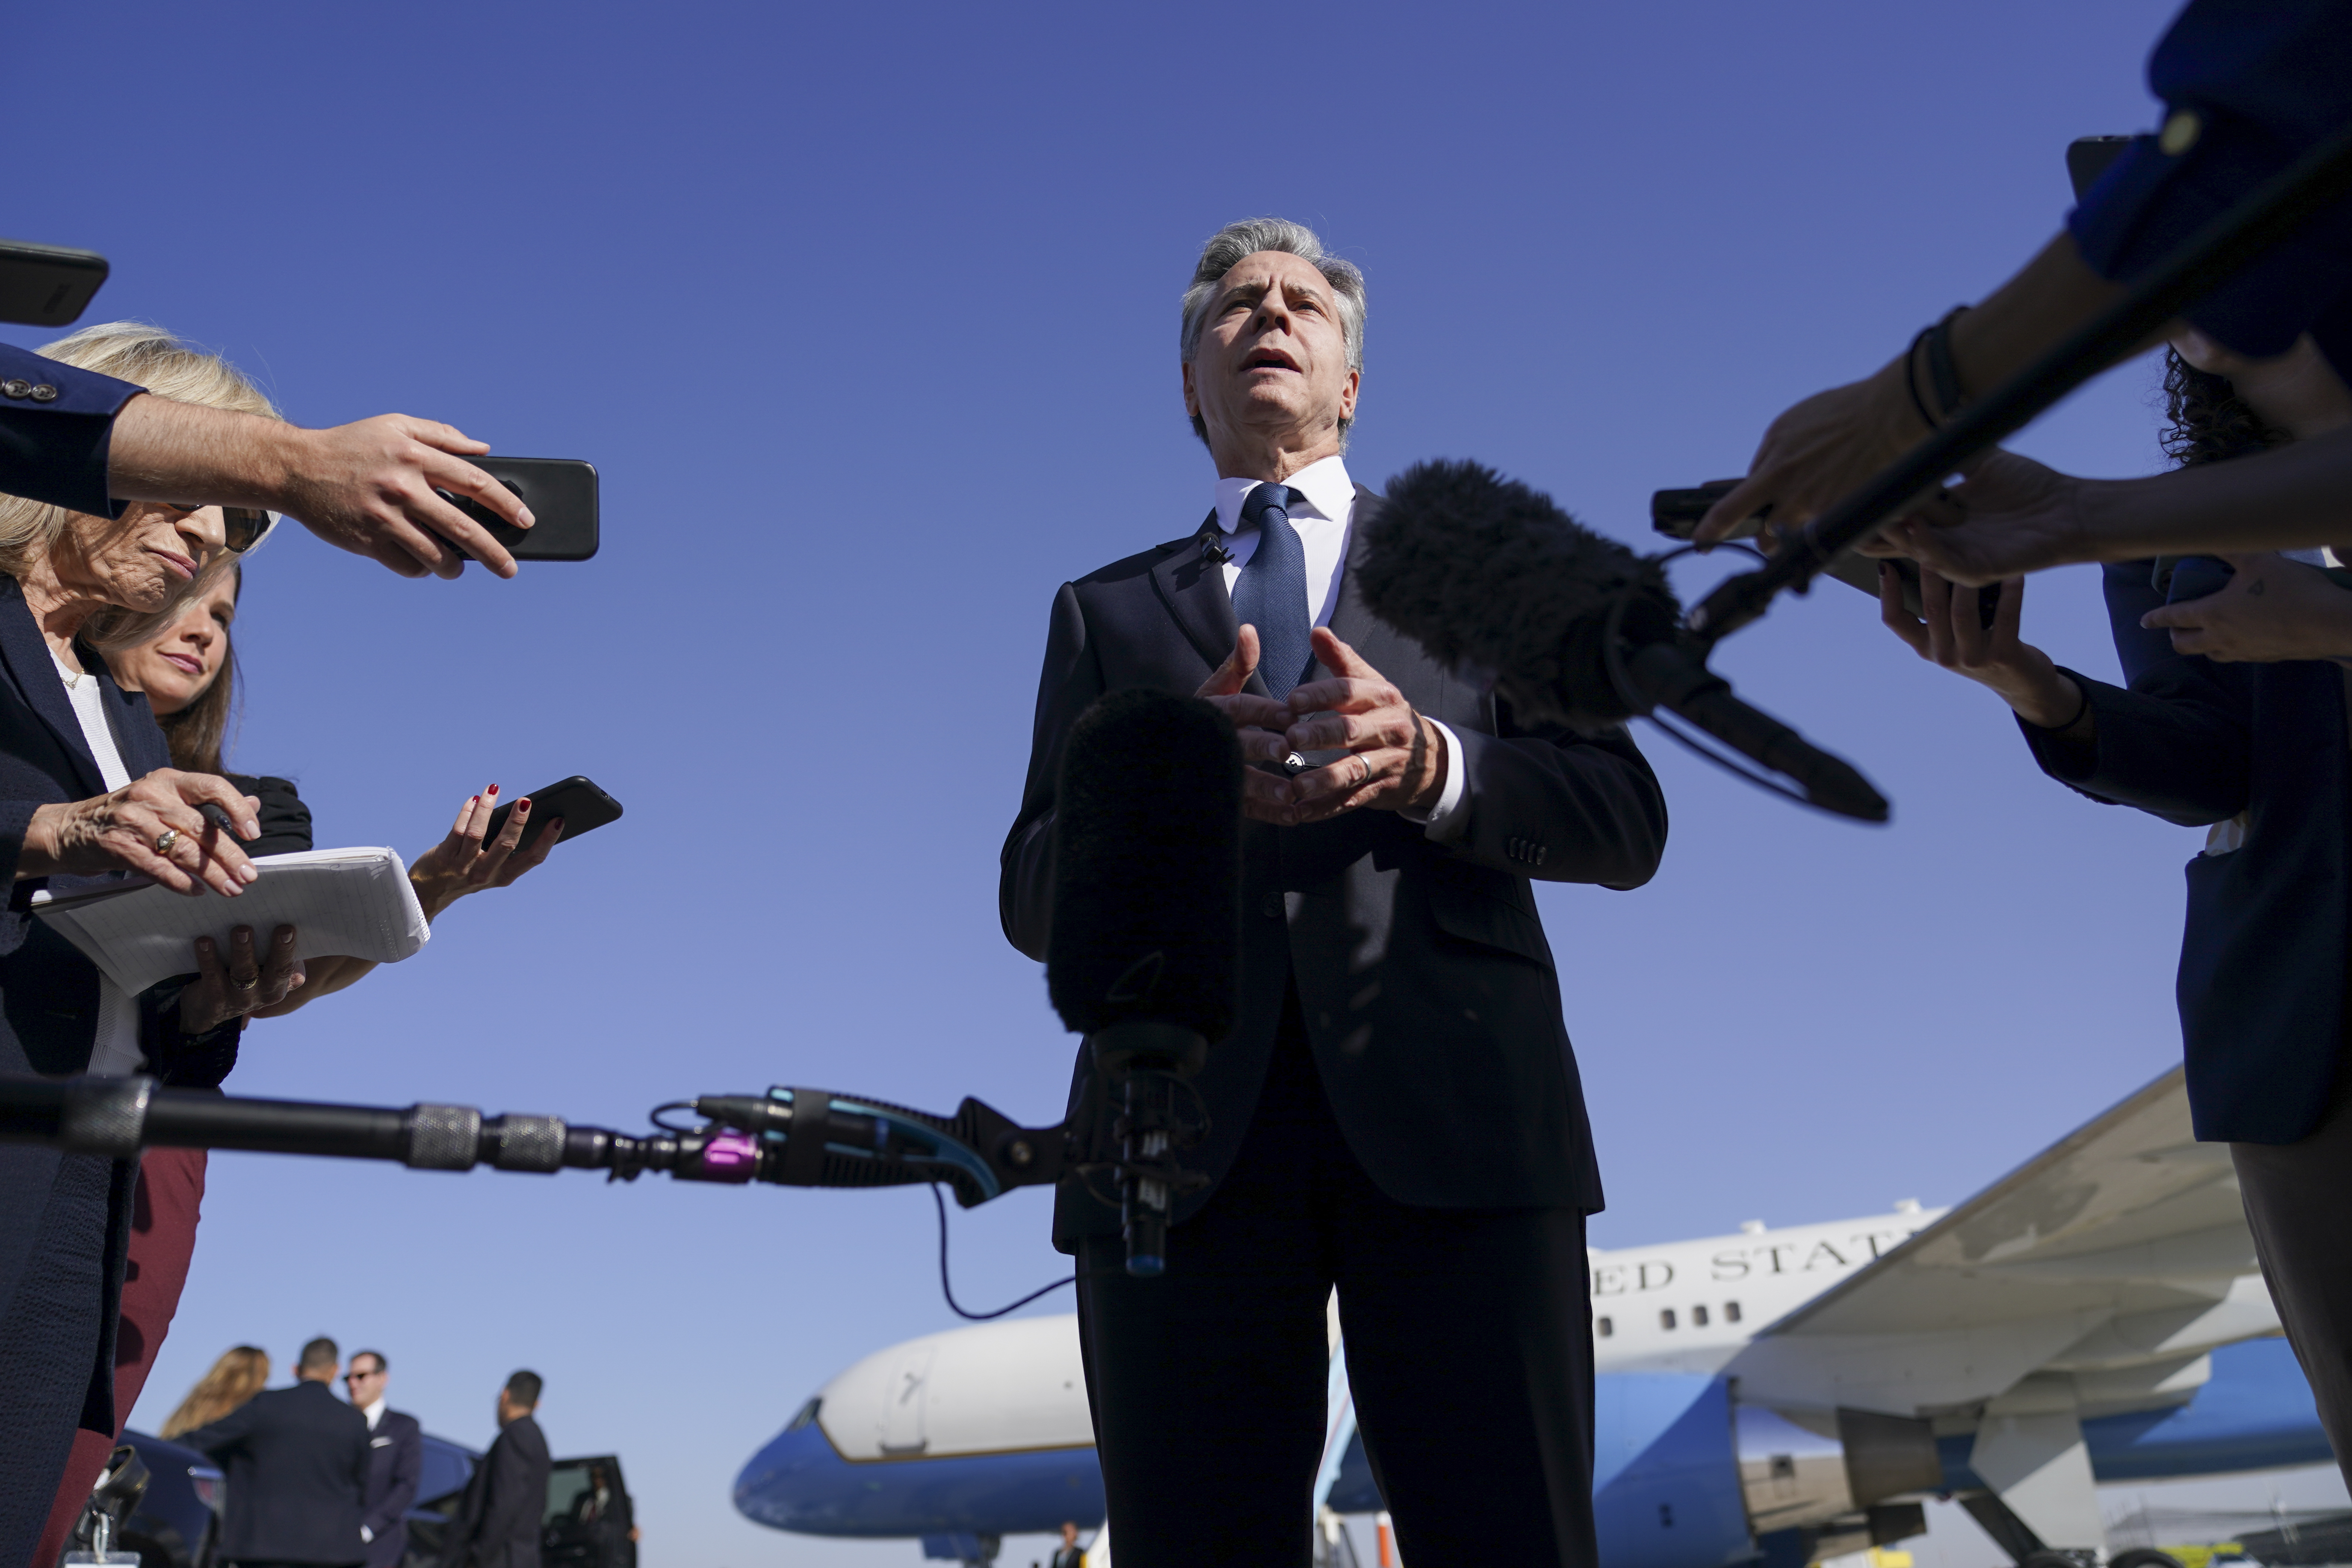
[
  {"xmin": 932, "ymin": 1184, "xmax": 1076, "ymax": 1321},
  {"xmin": 648, "ymin": 1101, "xmax": 700, "ymax": 1133},
  {"xmin": 1590, "ymin": 542, "xmax": 1842, "ymax": 814}
]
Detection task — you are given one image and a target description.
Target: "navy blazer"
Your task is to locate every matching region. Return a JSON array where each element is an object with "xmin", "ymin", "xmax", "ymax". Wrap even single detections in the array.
[
  {"xmin": 2069, "ymin": 0, "xmax": 2352, "ymax": 369},
  {"xmin": 1002, "ymin": 491, "xmax": 1669, "ymax": 1243},
  {"xmin": 0, "ymin": 345, "xmax": 142, "ymax": 517},
  {"xmin": 2018, "ymin": 561, "xmax": 2345, "ymax": 1144},
  {"xmin": 362, "ymin": 1407, "xmax": 425, "ymax": 1568},
  {"xmin": 0, "ymin": 572, "xmax": 195, "ymax": 1464},
  {"xmin": 181, "ymin": 1379, "xmax": 372, "ymax": 1565}
]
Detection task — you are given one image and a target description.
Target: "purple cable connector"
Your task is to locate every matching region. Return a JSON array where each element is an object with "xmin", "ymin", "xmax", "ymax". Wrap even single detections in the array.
[{"xmin": 696, "ymin": 1130, "xmax": 761, "ymax": 1182}]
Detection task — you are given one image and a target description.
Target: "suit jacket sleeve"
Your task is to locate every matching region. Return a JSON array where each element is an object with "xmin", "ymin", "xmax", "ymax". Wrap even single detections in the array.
[
  {"xmin": 1001, "ymin": 581, "xmax": 1096, "ymax": 961},
  {"xmin": 1438, "ymin": 711, "xmax": 1666, "ymax": 889},
  {"xmin": 2015, "ymin": 562, "xmax": 2254, "ymax": 827},
  {"xmin": 0, "ymin": 346, "xmax": 143, "ymax": 518},
  {"xmin": 175, "ymin": 1396, "xmax": 261, "ymax": 1459}
]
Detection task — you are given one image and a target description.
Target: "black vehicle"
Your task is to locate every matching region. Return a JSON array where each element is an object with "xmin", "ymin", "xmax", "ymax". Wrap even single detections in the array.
[
  {"xmin": 402, "ymin": 1433, "xmax": 484, "ymax": 1568},
  {"xmin": 87, "ymin": 1431, "xmax": 225, "ymax": 1568},
  {"xmin": 404, "ymin": 1443, "xmax": 634, "ymax": 1568},
  {"xmin": 543, "ymin": 1456, "xmax": 635, "ymax": 1568}
]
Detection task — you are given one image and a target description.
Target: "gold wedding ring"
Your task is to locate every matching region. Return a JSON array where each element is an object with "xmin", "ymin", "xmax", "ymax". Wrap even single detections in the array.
[{"xmin": 153, "ymin": 828, "xmax": 180, "ymax": 855}]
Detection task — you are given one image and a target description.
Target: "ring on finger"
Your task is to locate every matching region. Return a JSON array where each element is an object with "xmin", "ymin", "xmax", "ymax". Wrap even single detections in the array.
[
  {"xmin": 153, "ymin": 827, "xmax": 179, "ymax": 855},
  {"xmin": 230, "ymin": 971, "xmax": 259, "ymax": 993}
]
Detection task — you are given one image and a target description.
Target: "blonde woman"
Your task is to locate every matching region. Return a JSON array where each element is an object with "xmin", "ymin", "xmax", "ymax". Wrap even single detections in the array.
[
  {"xmin": 158, "ymin": 1347, "xmax": 271, "ymax": 1440},
  {"xmin": 5, "ymin": 323, "xmax": 292, "ymax": 1568}
]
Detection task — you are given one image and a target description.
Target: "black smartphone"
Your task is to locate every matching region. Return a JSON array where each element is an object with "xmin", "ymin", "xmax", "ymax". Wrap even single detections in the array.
[
  {"xmin": 1651, "ymin": 480, "xmax": 2000, "ymax": 626},
  {"xmin": 481, "ymin": 775, "xmax": 622, "ymax": 858},
  {"xmin": 0, "ymin": 239, "xmax": 109, "ymax": 328},
  {"xmin": 432, "ymin": 456, "xmax": 598, "ymax": 563}
]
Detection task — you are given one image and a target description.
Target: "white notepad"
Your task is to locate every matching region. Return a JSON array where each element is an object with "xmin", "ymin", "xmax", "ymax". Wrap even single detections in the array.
[{"xmin": 32, "ymin": 847, "xmax": 430, "ymax": 995}]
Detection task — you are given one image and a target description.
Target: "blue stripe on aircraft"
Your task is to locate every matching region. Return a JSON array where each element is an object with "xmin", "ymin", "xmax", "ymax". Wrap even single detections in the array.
[
  {"xmin": 733, "ymin": 1421, "xmax": 1105, "ymax": 1539},
  {"xmin": 1938, "ymin": 1338, "xmax": 2332, "ymax": 1489}
]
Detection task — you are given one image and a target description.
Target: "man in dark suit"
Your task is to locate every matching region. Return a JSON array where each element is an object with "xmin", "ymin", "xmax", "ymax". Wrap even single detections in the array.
[
  {"xmin": 1001, "ymin": 218, "xmax": 1669, "ymax": 1566},
  {"xmin": 179, "ymin": 1337, "xmax": 369, "ymax": 1567},
  {"xmin": 443, "ymin": 1371, "xmax": 551, "ymax": 1568},
  {"xmin": 343, "ymin": 1350, "xmax": 423, "ymax": 1568}
]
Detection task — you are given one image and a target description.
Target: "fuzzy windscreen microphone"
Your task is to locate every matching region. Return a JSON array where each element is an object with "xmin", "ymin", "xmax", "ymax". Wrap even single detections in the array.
[
  {"xmin": 1362, "ymin": 459, "xmax": 1889, "ymax": 821},
  {"xmin": 1359, "ymin": 459, "xmax": 1680, "ymax": 732},
  {"xmin": 1046, "ymin": 688, "xmax": 1242, "ymax": 1045}
]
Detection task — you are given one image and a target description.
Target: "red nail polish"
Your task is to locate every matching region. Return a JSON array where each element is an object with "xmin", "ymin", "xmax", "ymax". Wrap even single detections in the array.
[
  {"xmin": 487, "ymin": 783, "xmax": 500, "ymax": 794},
  {"xmin": 518, "ymin": 798, "xmax": 531, "ymax": 809}
]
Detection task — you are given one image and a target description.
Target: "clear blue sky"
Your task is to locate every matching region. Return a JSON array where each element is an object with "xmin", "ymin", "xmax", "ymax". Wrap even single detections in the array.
[{"xmin": 7, "ymin": 2, "xmax": 2225, "ymax": 1563}]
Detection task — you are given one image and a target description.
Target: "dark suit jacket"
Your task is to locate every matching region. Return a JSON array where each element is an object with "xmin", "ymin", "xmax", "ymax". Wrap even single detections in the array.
[
  {"xmin": 362, "ymin": 1408, "xmax": 425, "ymax": 1568},
  {"xmin": 447, "ymin": 1414, "xmax": 551, "ymax": 1568},
  {"xmin": 1002, "ymin": 491, "xmax": 1669, "ymax": 1245},
  {"xmin": 2018, "ymin": 561, "xmax": 2346, "ymax": 1144},
  {"xmin": 0, "ymin": 346, "xmax": 143, "ymax": 518},
  {"xmin": 0, "ymin": 573, "xmax": 218, "ymax": 1447},
  {"xmin": 181, "ymin": 1379, "xmax": 371, "ymax": 1565}
]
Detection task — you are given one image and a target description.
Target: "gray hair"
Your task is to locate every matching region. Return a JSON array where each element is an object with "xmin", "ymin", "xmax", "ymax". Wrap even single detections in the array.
[{"xmin": 1180, "ymin": 218, "xmax": 1366, "ymax": 443}]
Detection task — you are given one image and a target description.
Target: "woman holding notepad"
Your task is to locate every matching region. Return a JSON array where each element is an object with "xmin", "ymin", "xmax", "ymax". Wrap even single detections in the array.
[
  {"xmin": 106, "ymin": 559, "xmax": 567, "ymax": 1022},
  {"xmin": 1, "ymin": 325, "xmax": 562, "ymax": 1564}
]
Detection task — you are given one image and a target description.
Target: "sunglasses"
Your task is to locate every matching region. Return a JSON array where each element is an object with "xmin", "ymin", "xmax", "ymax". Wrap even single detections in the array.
[
  {"xmin": 345, "ymin": 1368, "xmax": 383, "ymax": 1381},
  {"xmin": 163, "ymin": 504, "xmax": 278, "ymax": 555}
]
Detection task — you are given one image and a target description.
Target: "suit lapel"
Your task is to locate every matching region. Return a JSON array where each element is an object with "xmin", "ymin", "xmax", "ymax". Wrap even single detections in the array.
[
  {"xmin": 1327, "ymin": 487, "xmax": 1418, "ymax": 675},
  {"xmin": 1148, "ymin": 511, "xmax": 1249, "ymax": 687},
  {"xmin": 0, "ymin": 578, "xmax": 106, "ymax": 797}
]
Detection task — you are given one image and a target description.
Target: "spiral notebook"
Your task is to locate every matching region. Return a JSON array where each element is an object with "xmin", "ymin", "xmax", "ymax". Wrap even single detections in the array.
[{"xmin": 31, "ymin": 847, "xmax": 430, "ymax": 995}]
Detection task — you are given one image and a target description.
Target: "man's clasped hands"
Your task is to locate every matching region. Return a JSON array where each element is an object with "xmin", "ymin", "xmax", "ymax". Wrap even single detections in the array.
[{"xmin": 1197, "ymin": 624, "xmax": 1448, "ymax": 826}]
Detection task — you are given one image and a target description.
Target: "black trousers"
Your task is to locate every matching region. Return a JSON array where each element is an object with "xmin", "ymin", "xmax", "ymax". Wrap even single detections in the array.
[
  {"xmin": 1076, "ymin": 984, "xmax": 1596, "ymax": 1568},
  {"xmin": 2233, "ymin": 1042, "xmax": 2352, "ymax": 1490}
]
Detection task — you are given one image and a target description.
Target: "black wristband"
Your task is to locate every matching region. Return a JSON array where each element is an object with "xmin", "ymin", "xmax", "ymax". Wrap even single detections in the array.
[
  {"xmin": 1903, "ymin": 326, "xmax": 1941, "ymax": 432},
  {"xmin": 1924, "ymin": 305, "xmax": 1970, "ymax": 422}
]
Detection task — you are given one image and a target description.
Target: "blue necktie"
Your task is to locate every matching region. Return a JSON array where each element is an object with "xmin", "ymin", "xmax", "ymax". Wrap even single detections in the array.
[{"xmin": 1232, "ymin": 484, "xmax": 1311, "ymax": 699}]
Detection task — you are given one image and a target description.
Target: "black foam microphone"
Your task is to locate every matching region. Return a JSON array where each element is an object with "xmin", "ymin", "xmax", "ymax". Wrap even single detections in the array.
[
  {"xmin": 1360, "ymin": 460, "xmax": 1888, "ymax": 823},
  {"xmin": 1047, "ymin": 687, "xmax": 1242, "ymax": 1274}
]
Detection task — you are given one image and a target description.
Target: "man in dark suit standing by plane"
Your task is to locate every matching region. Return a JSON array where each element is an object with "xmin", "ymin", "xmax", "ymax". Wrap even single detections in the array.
[
  {"xmin": 179, "ymin": 1337, "xmax": 369, "ymax": 1568},
  {"xmin": 343, "ymin": 1350, "xmax": 423, "ymax": 1568},
  {"xmin": 1001, "ymin": 218, "xmax": 1668, "ymax": 1566},
  {"xmin": 443, "ymin": 1371, "xmax": 551, "ymax": 1568}
]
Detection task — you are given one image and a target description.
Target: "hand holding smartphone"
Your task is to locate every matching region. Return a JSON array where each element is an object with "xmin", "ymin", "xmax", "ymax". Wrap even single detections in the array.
[{"xmin": 483, "ymin": 776, "xmax": 623, "ymax": 858}]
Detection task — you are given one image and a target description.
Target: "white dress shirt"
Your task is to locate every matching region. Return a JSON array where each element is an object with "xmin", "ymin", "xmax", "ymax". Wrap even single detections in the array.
[
  {"xmin": 1211, "ymin": 455, "xmax": 1468, "ymax": 838},
  {"xmin": 363, "ymin": 1395, "xmax": 387, "ymax": 1429},
  {"xmin": 50, "ymin": 650, "xmax": 143, "ymax": 1078}
]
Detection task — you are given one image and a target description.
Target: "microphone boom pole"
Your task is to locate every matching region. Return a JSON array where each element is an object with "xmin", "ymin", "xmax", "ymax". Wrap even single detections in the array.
[
  {"xmin": 1690, "ymin": 119, "xmax": 2352, "ymax": 644},
  {"xmin": 0, "ymin": 1073, "xmax": 1070, "ymax": 1204}
]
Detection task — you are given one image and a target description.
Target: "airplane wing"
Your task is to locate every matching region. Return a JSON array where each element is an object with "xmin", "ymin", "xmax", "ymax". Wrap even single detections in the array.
[{"xmin": 1722, "ymin": 1064, "xmax": 2278, "ymax": 1422}]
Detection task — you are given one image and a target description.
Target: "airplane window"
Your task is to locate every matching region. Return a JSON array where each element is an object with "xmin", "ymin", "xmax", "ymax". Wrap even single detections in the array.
[
  {"xmin": 786, "ymin": 1397, "xmax": 822, "ymax": 1431},
  {"xmin": 1693, "ymin": 1304, "xmax": 1710, "ymax": 1327},
  {"xmin": 1725, "ymin": 1301, "xmax": 1743, "ymax": 1323},
  {"xmin": 1660, "ymin": 1308, "xmax": 1677, "ymax": 1330},
  {"xmin": 1596, "ymin": 1316, "xmax": 1614, "ymax": 1337}
]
